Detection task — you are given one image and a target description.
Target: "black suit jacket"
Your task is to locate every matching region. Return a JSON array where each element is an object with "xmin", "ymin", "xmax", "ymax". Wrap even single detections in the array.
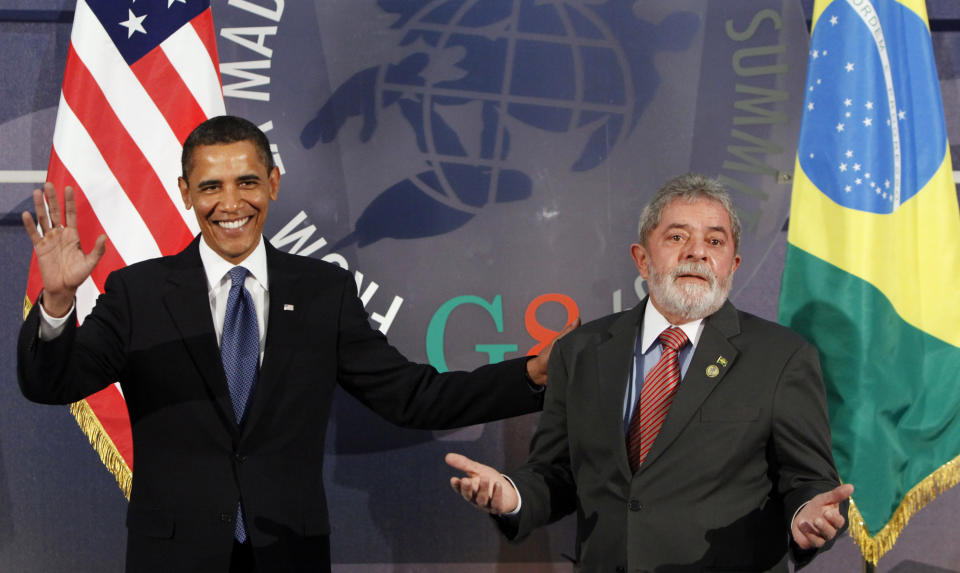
[
  {"xmin": 502, "ymin": 300, "xmax": 843, "ymax": 572},
  {"xmin": 18, "ymin": 238, "xmax": 542, "ymax": 572}
]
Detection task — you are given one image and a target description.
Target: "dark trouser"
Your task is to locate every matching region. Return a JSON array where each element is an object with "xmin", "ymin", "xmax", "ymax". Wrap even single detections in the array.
[
  {"xmin": 230, "ymin": 541, "xmax": 256, "ymax": 573},
  {"xmin": 230, "ymin": 536, "xmax": 332, "ymax": 573}
]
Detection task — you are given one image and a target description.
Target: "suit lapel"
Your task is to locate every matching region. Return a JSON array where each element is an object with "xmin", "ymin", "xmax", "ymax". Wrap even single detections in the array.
[
  {"xmin": 595, "ymin": 304, "xmax": 644, "ymax": 485},
  {"xmin": 240, "ymin": 243, "xmax": 298, "ymax": 438},
  {"xmin": 162, "ymin": 239, "xmax": 238, "ymax": 433},
  {"xmin": 637, "ymin": 300, "xmax": 741, "ymax": 472}
]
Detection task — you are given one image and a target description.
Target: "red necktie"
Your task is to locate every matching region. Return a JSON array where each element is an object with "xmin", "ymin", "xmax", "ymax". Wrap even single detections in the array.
[{"xmin": 626, "ymin": 326, "xmax": 688, "ymax": 472}]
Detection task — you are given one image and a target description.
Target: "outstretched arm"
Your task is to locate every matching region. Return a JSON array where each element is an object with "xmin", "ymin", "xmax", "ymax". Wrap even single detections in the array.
[{"xmin": 21, "ymin": 182, "xmax": 106, "ymax": 317}]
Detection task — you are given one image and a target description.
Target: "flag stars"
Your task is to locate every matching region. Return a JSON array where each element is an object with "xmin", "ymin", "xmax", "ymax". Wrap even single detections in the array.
[
  {"xmin": 884, "ymin": 180, "xmax": 891, "ymax": 188},
  {"xmin": 870, "ymin": 181, "xmax": 876, "ymax": 188},
  {"xmin": 844, "ymin": 98, "xmax": 853, "ymax": 107},
  {"xmin": 865, "ymin": 101, "xmax": 874, "ymax": 110},
  {"xmin": 863, "ymin": 117, "xmax": 873, "ymax": 127},
  {"xmin": 853, "ymin": 163, "xmax": 861, "ymax": 171},
  {"xmin": 810, "ymin": 153, "xmax": 815, "ymax": 159},
  {"xmin": 882, "ymin": 192, "xmax": 888, "ymax": 199},
  {"xmin": 844, "ymin": 185, "xmax": 851, "ymax": 192},
  {"xmin": 855, "ymin": 177, "xmax": 863, "ymax": 185},
  {"xmin": 168, "ymin": 0, "xmax": 186, "ymax": 6},
  {"xmin": 812, "ymin": 49, "xmax": 820, "ymax": 59},
  {"xmin": 836, "ymin": 122, "xmax": 845, "ymax": 132},
  {"xmin": 830, "ymin": 15, "xmax": 839, "ymax": 25},
  {"xmin": 120, "ymin": 9, "xmax": 147, "ymax": 38},
  {"xmin": 839, "ymin": 163, "xmax": 848, "ymax": 172},
  {"xmin": 845, "ymin": 150, "xmax": 854, "ymax": 158},
  {"xmin": 864, "ymin": 172, "xmax": 871, "ymax": 179},
  {"xmin": 845, "ymin": 111, "xmax": 851, "ymax": 118},
  {"xmin": 898, "ymin": 109, "xmax": 907, "ymax": 120},
  {"xmin": 817, "ymin": 78, "xmax": 822, "ymax": 85},
  {"xmin": 823, "ymin": 49, "xmax": 829, "ymax": 56},
  {"xmin": 845, "ymin": 62, "xmax": 855, "ymax": 72},
  {"xmin": 808, "ymin": 102, "xmax": 815, "ymax": 111}
]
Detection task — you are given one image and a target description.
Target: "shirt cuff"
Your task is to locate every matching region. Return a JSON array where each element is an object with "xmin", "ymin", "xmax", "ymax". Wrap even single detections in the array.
[
  {"xmin": 500, "ymin": 474, "xmax": 522, "ymax": 516},
  {"xmin": 791, "ymin": 501, "xmax": 810, "ymax": 530},
  {"xmin": 37, "ymin": 296, "xmax": 74, "ymax": 341}
]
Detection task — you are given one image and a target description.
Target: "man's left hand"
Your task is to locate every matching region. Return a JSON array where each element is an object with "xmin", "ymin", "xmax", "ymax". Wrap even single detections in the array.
[
  {"xmin": 792, "ymin": 483, "xmax": 854, "ymax": 550},
  {"xmin": 525, "ymin": 318, "xmax": 580, "ymax": 386}
]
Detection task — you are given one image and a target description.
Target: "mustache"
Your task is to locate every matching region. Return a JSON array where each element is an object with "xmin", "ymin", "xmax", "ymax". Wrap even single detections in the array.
[{"xmin": 670, "ymin": 262, "xmax": 716, "ymax": 286}]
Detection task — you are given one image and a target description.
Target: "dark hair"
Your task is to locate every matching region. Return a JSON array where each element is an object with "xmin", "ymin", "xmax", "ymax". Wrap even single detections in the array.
[
  {"xmin": 181, "ymin": 115, "xmax": 274, "ymax": 180},
  {"xmin": 637, "ymin": 173, "xmax": 742, "ymax": 253}
]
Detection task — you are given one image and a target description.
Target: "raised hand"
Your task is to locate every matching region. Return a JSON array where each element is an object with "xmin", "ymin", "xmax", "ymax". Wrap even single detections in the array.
[
  {"xmin": 445, "ymin": 452, "xmax": 518, "ymax": 515},
  {"xmin": 792, "ymin": 483, "xmax": 854, "ymax": 550},
  {"xmin": 21, "ymin": 183, "xmax": 106, "ymax": 317}
]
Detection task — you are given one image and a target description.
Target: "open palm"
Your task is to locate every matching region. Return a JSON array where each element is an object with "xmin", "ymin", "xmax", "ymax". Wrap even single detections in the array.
[{"xmin": 22, "ymin": 183, "xmax": 106, "ymax": 316}]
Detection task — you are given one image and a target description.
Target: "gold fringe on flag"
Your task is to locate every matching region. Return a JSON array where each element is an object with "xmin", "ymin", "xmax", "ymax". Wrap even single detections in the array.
[
  {"xmin": 847, "ymin": 454, "xmax": 960, "ymax": 564},
  {"xmin": 68, "ymin": 399, "xmax": 132, "ymax": 500},
  {"xmin": 23, "ymin": 295, "xmax": 132, "ymax": 500}
]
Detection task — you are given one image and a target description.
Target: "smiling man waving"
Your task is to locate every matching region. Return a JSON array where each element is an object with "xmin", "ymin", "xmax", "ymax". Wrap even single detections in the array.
[{"xmin": 17, "ymin": 116, "xmax": 567, "ymax": 573}]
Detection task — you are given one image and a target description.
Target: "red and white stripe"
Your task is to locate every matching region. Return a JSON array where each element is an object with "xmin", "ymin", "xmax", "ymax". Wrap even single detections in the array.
[
  {"xmin": 29, "ymin": 0, "xmax": 225, "ymax": 475},
  {"xmin": 45, "ymin": 0, "xmax": 224, "ymax": 318}
]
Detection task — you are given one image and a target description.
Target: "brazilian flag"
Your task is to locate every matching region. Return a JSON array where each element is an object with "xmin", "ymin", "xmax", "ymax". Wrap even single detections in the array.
[{"xmin": 779, "ymin": 0, "xmax": 960, "ymax": 564}]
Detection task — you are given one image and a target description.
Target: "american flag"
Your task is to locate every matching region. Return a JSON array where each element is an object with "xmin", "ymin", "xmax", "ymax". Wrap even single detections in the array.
[{"xmin": 25, "ymin": 0, "xmax": 225, "ymax": 496}]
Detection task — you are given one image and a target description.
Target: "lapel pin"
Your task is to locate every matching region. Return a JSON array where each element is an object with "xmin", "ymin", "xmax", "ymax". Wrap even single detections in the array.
[
  {"xmin": 283, "ymin": 304, "xmax": 295, "ymax": 311},
  {"xmin": 705, "ymin": 364, "xmax": 720, "ymax": 378},
  {"xmin": 716, "ymin": 356, "xmax": 728, "ymax": 367}
]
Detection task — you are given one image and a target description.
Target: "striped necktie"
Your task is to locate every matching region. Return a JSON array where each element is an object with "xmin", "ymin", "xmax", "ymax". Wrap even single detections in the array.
[{"xmin": 626, "ymin": 326, "xmax": 688, "ymax": 473}]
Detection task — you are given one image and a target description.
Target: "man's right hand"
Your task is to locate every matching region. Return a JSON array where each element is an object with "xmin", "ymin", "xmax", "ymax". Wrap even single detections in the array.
[
  {"xmin": 21, "ymin": 183, "xmax": 106, "ymax": 317},
  {"xmin": 445, "ymin": 453, "xmax": 518, "ymax": 515}
]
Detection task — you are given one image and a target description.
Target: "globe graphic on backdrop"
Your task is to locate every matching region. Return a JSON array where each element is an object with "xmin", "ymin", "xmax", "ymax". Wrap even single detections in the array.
[{"xmin": 304, "ymin": 0, "xmax": 667, "ymax": 249}]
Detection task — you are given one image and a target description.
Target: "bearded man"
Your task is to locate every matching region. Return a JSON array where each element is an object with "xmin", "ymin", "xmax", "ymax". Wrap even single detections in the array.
[{"xmin": 446, "ymin": 174, "xmax": 852, "ymax": 572}]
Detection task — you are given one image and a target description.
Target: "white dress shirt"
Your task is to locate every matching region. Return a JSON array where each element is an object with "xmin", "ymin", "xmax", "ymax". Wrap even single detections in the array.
[{"xmin": 198, "ymin": 237, "xmax": 269, "ymax": 364}]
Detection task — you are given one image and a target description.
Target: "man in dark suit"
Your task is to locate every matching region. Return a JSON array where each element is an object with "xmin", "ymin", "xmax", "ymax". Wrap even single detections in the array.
[
  {"xmin": 447, "ymin": 174, "xmax": 853, "ymax": 572},
  {"xmin": 18, "ymin": 116, "xmax": 563, "ymax": 572}
]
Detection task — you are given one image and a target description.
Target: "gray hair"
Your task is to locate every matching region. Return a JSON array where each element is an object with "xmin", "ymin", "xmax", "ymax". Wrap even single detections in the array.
[{"xmin": 637, "ymin": 174, "xmax": 742, "ymax": 253}]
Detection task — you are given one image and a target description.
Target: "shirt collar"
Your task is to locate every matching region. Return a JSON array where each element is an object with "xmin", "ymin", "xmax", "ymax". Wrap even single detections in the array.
[
  {"xmin": 198, "ymin": 236, "xmax": 269, "ymax": 292},
  {"xmin": 639, "ymin": 297, "xmax": 704, "ymax": 354}
]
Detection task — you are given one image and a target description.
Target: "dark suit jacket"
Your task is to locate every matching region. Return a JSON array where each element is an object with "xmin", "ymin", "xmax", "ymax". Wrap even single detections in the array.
[
  {"xmin": 502, "ymin": 299, "xmax": 843, "ymax": 573},
  {"xmin": 18, "ymin": 238, "xmax": 542, "ymax": 572}
]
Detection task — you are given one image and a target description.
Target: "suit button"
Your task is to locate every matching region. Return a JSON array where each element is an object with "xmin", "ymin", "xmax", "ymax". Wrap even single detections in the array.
[
  {"xmin": 235, "ymin": 453, "xmax": 246, "ymax": 463},
  {"xmin": 628, "ymin": 499, "xmax": 643, "ymax": 511},
  {"xmin": 219, "ymin": 512, "xmax": 234, "ymax": 523}
]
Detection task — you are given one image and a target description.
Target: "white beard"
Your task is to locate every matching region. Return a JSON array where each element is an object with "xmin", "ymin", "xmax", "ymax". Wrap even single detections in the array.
[{"xmin": 647, "ymin": 261, "xmax": 734, "ymax": 322}]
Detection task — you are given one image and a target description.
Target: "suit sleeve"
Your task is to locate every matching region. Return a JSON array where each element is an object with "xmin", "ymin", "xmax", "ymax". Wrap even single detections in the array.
[
  {"xmin": 770, "ymin": 342, "xmax": 847, "ymax": 564},
  {"xmin": 332, "ymin": 271, "xmax": 543, "ymax": 429},
  {"xmin": 17, "ymin": 273, "xmax": 130, "ymax": 405},
  {"xmin": 498, "ymin": 336, "xmax": 578, "ymax": 541}
]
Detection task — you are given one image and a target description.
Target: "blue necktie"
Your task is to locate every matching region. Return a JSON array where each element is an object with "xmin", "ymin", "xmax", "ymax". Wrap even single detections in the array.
[{"xmin": 220, "ymin": 266, "xmax": 259, "ymax": 542}]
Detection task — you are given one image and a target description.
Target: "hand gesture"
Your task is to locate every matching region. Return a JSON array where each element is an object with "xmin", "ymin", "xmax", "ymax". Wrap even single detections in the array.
[
  {"xmin": 792, "ymin": 483, "xmax": 854, "ymax": 550},
  {"xmin": 445, "ymin": 453, "xmax": 518, "ymax": 515},
  {"xmin": 525, "ymin": 317, "xmax": 580, "ymax": 386},
  {"xmin": 22, "ymin": 183, "xmax": 106, "ymax": 317}
]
